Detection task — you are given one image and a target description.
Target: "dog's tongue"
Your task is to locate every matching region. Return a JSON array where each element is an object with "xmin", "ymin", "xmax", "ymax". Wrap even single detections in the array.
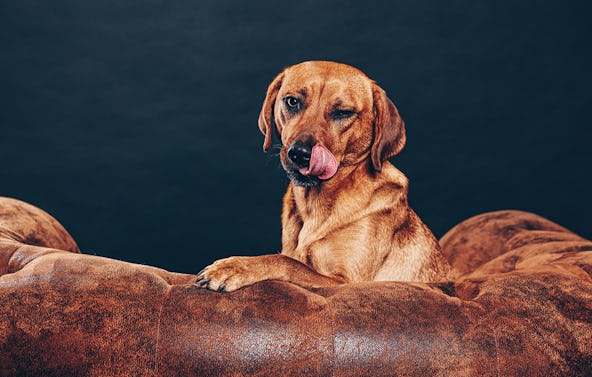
[{"xmin": 298, "ymin": 144, "xmax": 338, "ymax": 180}]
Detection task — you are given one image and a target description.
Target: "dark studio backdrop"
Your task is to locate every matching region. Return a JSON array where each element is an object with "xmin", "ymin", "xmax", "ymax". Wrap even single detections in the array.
[{"xmin": 1, "ymin": 1, "xmax": 590, "ymax": 274}]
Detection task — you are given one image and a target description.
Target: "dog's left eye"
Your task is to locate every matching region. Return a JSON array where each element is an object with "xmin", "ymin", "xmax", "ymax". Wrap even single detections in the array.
[
  {"xmin": 284, "ymin": 96, "xmax": 301, "ymax": 111},
  {"xmin": 331, "ymin": 109, "xmax": 356, "ymax": 120}
]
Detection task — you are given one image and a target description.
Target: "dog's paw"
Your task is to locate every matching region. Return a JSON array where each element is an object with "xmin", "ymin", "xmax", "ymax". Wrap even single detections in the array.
[{"xmin": 194, "ymin": 256, "xmax": 262, "ymax": 292}]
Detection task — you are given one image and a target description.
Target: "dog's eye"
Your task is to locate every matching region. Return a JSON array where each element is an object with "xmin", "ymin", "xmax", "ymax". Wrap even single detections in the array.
[
  {"xmin": 284, "ymin": 96, "xmax": 301, "ymax": 111},
  {"xmin": 331, "ymin": 109, "xmax": 356, "ymax": 120}
]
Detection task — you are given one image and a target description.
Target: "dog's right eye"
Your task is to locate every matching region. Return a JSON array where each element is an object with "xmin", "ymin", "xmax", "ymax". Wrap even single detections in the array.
[{"xmin": 284, "ymin": 96, "xmax": 301, "ymax": 111}]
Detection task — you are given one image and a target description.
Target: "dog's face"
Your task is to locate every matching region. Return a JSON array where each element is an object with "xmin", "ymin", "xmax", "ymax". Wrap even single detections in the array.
[{"xmin": 259, "ymin": 61, "xmax": 406, "ymax": 187}]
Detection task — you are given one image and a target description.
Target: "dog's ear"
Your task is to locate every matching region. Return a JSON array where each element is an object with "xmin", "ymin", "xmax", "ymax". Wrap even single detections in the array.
[
  {"xmin": 370, "ymin": 84, "xmax": 406, "ymax": 172},
  {"xmin": 258, "ymin": 72, "xmax": 285, "ymax": 152}
]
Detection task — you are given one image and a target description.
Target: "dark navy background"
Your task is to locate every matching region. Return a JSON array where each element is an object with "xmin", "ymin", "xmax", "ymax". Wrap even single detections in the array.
[{"xmin": 1, "ymin": 1, "xmax": 590, "ymax": 273}]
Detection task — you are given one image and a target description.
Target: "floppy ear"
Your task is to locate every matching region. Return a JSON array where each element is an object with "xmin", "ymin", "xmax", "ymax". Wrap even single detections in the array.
[
  {"xmin": 258, "ymin": 72, "xmax": 285, "ymax": 152},
  {"xmin": 370, "ymin": 84, "xmax": 406, "ymax": 172}
]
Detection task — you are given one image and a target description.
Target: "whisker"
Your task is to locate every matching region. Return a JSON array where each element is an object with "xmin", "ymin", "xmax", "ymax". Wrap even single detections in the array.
[
  {"xmin": 270, "ymin": 144, "xmax": 283, "ymax": 151},
  {"xmin": 268, "ymin": 144, "xmax": 283, "ymax": 158}
]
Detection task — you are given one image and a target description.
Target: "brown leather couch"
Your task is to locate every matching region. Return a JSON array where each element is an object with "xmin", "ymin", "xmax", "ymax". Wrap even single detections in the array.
[{"xmin": 0, "ymin": 197, "xmax": 590, "ymax": 376}]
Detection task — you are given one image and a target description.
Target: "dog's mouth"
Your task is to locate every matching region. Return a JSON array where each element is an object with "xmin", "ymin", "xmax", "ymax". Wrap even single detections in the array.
[
  {"xmin": 285, "ymin": 169, "xmax": 322, "ymax": 187},
  {"xmin": 283, "ymin": 144, "xmax": 339, "ymax": 187},
  {"xmin": 297, "ymin": 144, "xmax": 338, "ymax": 180}
]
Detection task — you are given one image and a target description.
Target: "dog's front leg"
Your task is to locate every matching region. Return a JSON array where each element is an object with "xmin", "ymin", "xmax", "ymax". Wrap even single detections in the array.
[{"xmin": 194, "ymin": 254, "xmax": 343, "ymax": 292}]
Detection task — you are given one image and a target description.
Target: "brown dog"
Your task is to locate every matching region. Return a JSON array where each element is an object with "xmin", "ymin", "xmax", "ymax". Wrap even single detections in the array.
[{"xmin": 195, "ymin": 61, "xmax": 452, "ymax": 292}]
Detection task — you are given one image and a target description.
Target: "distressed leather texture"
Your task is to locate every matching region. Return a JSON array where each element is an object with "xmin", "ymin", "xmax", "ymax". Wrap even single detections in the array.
[{"xmin": 0, "ymin": 197, "xmax": 590, "ymax": 376}]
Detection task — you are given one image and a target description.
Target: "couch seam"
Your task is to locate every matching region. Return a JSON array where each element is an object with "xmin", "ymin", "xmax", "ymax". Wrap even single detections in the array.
[
  {"xmin": 493, "ymin": 328, "xmax": 500, "ymax": 377},
  {"xmin": 154, "ymin": 283, "xmax": 174, "ymax": 377}
]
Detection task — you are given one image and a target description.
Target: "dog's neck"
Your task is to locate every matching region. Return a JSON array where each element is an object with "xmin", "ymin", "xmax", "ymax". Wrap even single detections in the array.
[{"xmin": 291, "ymin": 160, "xmax": 408, "ymax": 223}]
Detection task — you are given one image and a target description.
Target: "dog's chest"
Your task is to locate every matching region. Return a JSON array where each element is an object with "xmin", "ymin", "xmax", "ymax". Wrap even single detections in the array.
[{"xmin": 293, "ymin": 218, "xmax": 374, "ymax": 279}]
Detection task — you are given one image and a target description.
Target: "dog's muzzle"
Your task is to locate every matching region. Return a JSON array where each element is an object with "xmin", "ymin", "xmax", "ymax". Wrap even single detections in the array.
[
  {"xmin": 285, "ymin": 138, "xmax": 338, "ymax": 186},
  {"xmin": 287, "ymin": 139, "xmax": 312, "ymax": 169}
]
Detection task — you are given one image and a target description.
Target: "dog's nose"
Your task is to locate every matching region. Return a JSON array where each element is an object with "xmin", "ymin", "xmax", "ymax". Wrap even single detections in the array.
[{"xmin": 287, "ymin": 140, "xmax": 312, "ymax": 168}]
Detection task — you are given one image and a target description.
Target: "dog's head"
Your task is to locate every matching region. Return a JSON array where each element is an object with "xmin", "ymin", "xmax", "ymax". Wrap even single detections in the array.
[{"xmin": 258, "ymin": 61, "xmax": 406, "ymax": 187}]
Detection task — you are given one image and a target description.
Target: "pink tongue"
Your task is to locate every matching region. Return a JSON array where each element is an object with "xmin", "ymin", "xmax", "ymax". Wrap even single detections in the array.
[{"xmin": 298, "ymin": 144, "xmax": 338, "ymax": 180}]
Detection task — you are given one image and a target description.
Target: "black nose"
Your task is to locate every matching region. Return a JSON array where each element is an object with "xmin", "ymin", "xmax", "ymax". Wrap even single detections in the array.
[{"xmin": 287, "ymin": 140, "xmax": 312, "ymax": 168}]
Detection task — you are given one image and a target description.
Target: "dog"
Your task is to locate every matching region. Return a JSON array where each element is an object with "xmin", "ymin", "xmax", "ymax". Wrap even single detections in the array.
[{"xmin": 195, "ymin": 61, "xmax": 452, "ymax": 292}]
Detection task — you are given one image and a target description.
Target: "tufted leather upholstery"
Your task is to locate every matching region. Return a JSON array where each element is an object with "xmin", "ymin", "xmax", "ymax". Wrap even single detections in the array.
[{"xmin": 0, "ymin": 197, "xmax": 590, "ymax": 376}]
